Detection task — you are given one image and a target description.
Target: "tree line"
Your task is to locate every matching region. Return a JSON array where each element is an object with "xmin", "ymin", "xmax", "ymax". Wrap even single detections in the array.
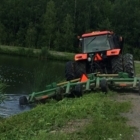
[{"xmin": 0, "ymin": 0, "xmax": 139, "ymax": 53}]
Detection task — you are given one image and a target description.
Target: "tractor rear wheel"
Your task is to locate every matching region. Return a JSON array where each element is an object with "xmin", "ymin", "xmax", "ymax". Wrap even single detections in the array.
[
  {"xmin": 65, "ymin": 61, "xmax": 75, "ymax": 81},
  {"xmin": 123, "ymin": 53, "xmax": 135, "ymax": 77},
  {"xmin": 112, "ymin": 55, "xmax": 123, "ymax": 74},
  {"xmin": 74, "ymin": 61, "xmax": 86, "ymax": 79}
]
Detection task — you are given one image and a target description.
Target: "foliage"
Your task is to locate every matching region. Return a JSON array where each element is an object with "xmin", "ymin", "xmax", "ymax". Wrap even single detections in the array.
[
  {"xmin": 40, "ymin": 47, "xmax": 50, "ymax": 58},
  {"xmin": 0, "ymin": 0, "xmax": 139, "ymax": 55},
  {"xmin": 0, "ymin": 93, "xmax": 134, "ymax": 140},
  {"xmin": 42, "ymin": 0, "xmax": 56, "ymax": 49}
]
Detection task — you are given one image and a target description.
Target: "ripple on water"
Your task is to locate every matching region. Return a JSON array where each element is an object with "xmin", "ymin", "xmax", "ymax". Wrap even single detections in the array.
[{"xmin": 0, "ymin": 94, "xmax": 33, "ymax": 118}]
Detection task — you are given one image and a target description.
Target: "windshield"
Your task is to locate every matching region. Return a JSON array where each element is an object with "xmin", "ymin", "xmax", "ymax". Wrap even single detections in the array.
[{"xmin": 82, "ymin": 35, "xmax": 110, "ymax": 53}]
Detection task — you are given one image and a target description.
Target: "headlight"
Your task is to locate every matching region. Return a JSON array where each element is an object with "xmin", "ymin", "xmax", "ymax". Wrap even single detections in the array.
[{"xmin": 88, "ymin": 57, "xmax": 91, "ymax": 62}]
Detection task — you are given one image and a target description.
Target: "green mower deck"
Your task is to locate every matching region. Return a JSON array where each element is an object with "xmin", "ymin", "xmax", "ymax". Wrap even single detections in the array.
[{"xmin": 19, "ymin": 72, "xmax": 140, "ymax": 105}]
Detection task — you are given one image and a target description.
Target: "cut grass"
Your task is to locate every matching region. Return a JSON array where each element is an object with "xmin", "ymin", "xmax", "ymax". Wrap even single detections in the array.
[{"xmin": 0, "ymin": 93, "xmax": 134, "ymax": 140}]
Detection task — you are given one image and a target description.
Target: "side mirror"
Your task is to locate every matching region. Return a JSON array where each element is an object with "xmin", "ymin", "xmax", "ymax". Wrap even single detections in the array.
[{"xmin": 77, "ymin": 36, "xmax": 82, "ymax": 47}]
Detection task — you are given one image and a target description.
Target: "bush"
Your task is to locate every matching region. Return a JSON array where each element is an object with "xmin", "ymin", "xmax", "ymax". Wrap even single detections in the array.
[{"xmin": 40, "ymin": 47, "xmax": 50, "ymax": 58}]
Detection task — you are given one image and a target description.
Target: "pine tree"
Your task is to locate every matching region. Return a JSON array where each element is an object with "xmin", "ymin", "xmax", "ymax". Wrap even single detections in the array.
[
  {"xmin": 43, "ymin": 0, "xmax": 56, "ymax": 50},
  {"xmin": 62, "ymin": 14, "xmax": 74, "ymax": 52}
]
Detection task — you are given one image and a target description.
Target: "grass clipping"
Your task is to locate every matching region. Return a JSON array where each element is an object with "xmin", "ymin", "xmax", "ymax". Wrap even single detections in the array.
[{"xmin": 0, "ymin": 93, "xmax": 134, "ymax": 140}]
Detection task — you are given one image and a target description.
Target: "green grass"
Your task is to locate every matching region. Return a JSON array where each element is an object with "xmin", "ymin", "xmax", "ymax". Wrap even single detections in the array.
[
  {"xmin": 0, "ymin": 93, "xmax": 134, "ymax": 140},
  {"xmin": 0, "ymin": 50, "xmax": 140, "ymax": 139},
  {"xmin": 135, "ymin": 62, "xmax": 140, "ymax": 75},
  {"xmin": 0, "ymin": 45, "xmax": 75, "ymax": 61}
]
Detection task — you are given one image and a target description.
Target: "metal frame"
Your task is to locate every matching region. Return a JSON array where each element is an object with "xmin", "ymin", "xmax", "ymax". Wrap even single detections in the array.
[{"xmin": 23, "ymin": 72, "xmax": 140, "ymax": 104}]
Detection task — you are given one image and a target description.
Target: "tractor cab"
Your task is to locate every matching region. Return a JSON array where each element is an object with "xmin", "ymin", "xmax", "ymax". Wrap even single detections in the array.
[
  {"xmin": 78, "ymin": 31, "xmax": 123, "ymax": 54},
  {"xmin": 65, "ymin": 30, "xmax": 134, "ymax": 81}
]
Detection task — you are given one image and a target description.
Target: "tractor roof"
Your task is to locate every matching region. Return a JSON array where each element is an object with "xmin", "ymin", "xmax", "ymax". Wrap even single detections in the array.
[{"xmin": 82, "ymin": 31, "xmax": 113, "ymax": 38}]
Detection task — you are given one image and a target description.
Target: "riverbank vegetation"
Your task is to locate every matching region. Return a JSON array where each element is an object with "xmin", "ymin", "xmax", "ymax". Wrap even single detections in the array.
[
  {"xmin": 0, "ymin": 93, "xmax": 134, "ymax": 140},
  {"xmin": 0, "ymin": 63, "xmax": 140, "ymax": 139},
  {"xmin": 0, "ymin": 0, "xmax": 140, "ymax": 60},
  {"xmin": 0, "ymin": 45, "xmax": 75, "ymax": 61}
]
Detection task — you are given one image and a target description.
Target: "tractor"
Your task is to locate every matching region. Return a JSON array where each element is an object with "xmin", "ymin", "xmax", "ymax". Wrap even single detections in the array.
[{"xmin": 65, "ymin": 30, "xmax": 135, "ymax": 81}]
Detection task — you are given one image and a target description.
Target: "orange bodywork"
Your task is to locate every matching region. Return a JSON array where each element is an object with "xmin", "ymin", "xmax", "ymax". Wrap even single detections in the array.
[
  {"xmin": 82, "ymin": 31, "xmax": 113, "ymax": 38},
  {"xmin": 75, "ymin": 54, "xmax": 87, "ymax": 61},
  {"xmin": 106, "ymin": 49, "xmax": 120, "ymax": 56}
]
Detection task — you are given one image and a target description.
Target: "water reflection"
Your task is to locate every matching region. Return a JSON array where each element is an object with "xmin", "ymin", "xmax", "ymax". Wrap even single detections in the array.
[{"xmin": 0, "ymin": 55, "xmax": 65, "ymax": 117}]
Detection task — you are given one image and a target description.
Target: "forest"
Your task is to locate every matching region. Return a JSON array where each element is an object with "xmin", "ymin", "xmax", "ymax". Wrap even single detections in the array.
[{"xmin": 0, "ymin": 0, "xmax": 139, "ymax": 54}]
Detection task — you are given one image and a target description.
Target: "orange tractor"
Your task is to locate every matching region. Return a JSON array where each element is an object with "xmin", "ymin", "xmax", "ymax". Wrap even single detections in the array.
[{"xmin": 65, "ymin": 30, "xmax": 135, "ymax": 81}]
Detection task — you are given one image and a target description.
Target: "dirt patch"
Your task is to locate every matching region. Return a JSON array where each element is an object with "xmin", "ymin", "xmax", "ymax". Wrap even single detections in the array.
[
  {"xmin": 112, "ymin": 93, "xmax": 140, "ymax": 140},
  {"xmin": 50, "ymin": 118, "xmax": 91, "ymax": 134}
]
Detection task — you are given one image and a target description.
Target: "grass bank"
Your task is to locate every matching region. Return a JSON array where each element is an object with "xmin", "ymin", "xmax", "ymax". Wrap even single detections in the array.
[
  {"xmin": 0, "ymin": 93, "xmax": 134, "ymax": 140},
  {"xmin": 0, "ymin": 45, "xmax": 75, "ymax": 61},
  {"xmin": 0, "ymin": 51, "xmax": 140, "ymax": 140}
]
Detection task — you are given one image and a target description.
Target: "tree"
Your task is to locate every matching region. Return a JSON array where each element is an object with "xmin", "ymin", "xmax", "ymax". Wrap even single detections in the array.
[
  {"xmin": 98, "ymin": 18, "xmax": 112, "ymax": 30},
  {"xmin": 43, "ymin": 0, "xmax": 56, "ymax": 50},
  {"xmin": 25, "ymin": 23, "xmax": 37, "ymax": 48},
  {"xmin": 0, "ymin": 22, "xmax": 7, "ymax": 44},
  {"xmin": 112, "ymin": 0, "xmax": 140, "ymax": 47},
  {"xmin": 54, "ymin": 29, "xmax": 62, "ymax": 51},
  {"xmin": 62, "ymin": 14, "xmax": 74, "ymax": 52}
]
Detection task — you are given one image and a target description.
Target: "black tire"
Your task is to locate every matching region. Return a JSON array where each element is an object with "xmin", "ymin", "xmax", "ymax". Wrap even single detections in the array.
[
  {"xmin": 65, "ymin": 61, "xmax": 75, "ymax": 81},
  {"xmin": 54, "ymin": 87, "xmax": 64, "ymax": 101},
  {"xmin": 74, "ymin": 61, "xmax": 86, "ymax": 79},
  {"xmin": 112, "ymin": 55, "xmax": 123, "ymax": 74},
  {"xmin": 100, "ymin": 79, "xmax": 108, "ymax": 93},
  {"xmin": 71, "ymin": 84, "xmax": 83, "ymax": 97},
  {"xmin": 123, "ymin": 53, "xmax": 135, "ymax": 77},
  {"xmin": 19, "ymin": 96, "xmax": 28, "ymax": 105}
]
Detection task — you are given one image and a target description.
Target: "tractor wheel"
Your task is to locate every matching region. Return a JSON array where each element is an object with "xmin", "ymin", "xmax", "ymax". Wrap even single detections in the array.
[
  {"xmin": 65, "ymin": 61, "xmax": 75, "ymax": 81},
  {"xmin": 70, "ymin": 84, "xmax": 83, "ymax": 97},
  {"xmin": 123, "ymin": 53, "xmax": 135, "ymax": 77},
  {"xmin": 100, "ymin": 79, "xmax": 108, "ymax": 93},
  {"xmin": 112, "ymin": 55, "xmax": 123, "ymax": 74},
  {"xmin": 54, "ymin": 87, "xmax": 64, "ymax": 101},
  {"xmin": 19, "ymin": 96, "xmax": 28, "ymax": 106},
  {"xmin": 74, "ymin": 84, "xmax": 83, "ymax": 97},
  {"xmin": 74, "ymin": 61, "xmax": 86, "ymax": 79}
]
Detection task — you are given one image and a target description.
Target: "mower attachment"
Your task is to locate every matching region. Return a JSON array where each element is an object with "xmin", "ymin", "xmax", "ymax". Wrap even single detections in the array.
[{"xmin": 19, "ymin": 72, "xmax": 140, "ymax": 105}]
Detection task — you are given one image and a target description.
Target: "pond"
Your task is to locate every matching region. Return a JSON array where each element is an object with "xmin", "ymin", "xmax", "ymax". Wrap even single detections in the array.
[{"xmin": 0, "ymin": 54, "xmax": 65, "ymax": 117}]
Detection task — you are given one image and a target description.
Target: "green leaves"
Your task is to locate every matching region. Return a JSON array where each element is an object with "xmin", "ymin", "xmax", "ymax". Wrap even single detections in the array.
[
  {"xmin": 0, "ymin": 0, "xmax": 139, "ymax": 52},
  {"xmin": 43, "ymin": 0, "xmax": 56, "ymax": 49}
]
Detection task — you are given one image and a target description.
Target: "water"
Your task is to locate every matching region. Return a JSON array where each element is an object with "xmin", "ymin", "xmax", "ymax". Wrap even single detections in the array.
[
  {"xmin": 0, "ymin": 54, "xmax": 65, "ymax": 117},
  {"xmin": 0, "ymin": 94, "xmax": 32, "ymax": 117}
]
